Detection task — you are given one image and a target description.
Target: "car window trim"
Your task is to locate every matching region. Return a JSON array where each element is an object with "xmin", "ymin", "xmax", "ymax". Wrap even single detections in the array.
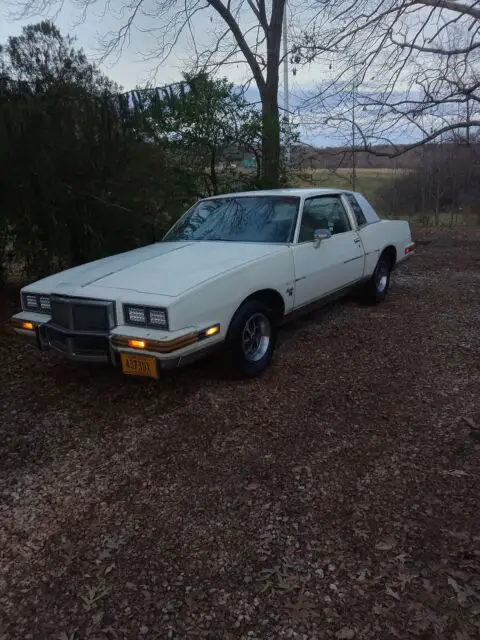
[
  {"xmin": 163, "ymin": 195, "xmax": 301, "ymax": 244},
  {"xmin": 343, "ymin": 192, "xmax": 368, "ymax": 228},
  {"xmin": 294, "ymin": 194, "xmax": 353, "ymax": 244}
]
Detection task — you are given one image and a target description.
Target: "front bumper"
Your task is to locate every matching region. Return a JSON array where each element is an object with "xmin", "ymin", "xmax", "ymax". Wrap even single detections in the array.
[{"xmin": 11, "ymin": 313, "xmax": 223, "ymax": 371}]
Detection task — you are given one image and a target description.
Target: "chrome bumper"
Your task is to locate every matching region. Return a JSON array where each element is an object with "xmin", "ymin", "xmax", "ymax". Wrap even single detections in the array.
[{"xmin": 13, "ymin": 316, "xmax": 223, "ymax": 371}]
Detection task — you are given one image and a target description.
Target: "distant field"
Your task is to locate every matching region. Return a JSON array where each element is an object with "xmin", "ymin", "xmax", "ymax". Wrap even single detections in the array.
[
  {"xmin": 233, "ymin": 166, "xmax": 401, "ymax": 207},
  {"xmin": 221, "ymin": 166, "xmax": 477, "ymax": 225},
  {"xmin": 289, "ymin": 167, "xmax": 406, "ymax": 212},
  {"xmin": 296, "ymin": 167, "xmax": 403, "ymax": 177},
  {"xmin": 231, "ymin": 166, "xmax": 405, "ymax": 216}
]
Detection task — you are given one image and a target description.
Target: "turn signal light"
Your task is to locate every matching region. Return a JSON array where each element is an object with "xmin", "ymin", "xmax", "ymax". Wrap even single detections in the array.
[
  {"xmin": 204, "ymin": 324, "xmax": 220, "ymax": 337},
  {"xmin": 22, "ymin": 321, "xmax": 35, "ymax": 331},
  {"xmin": 405, "ymin": 244, "xmax": 415, "ymax": 255},
  {"xmin": 128, "ymin": 339, "xmax": 146, "ymax": 349}
]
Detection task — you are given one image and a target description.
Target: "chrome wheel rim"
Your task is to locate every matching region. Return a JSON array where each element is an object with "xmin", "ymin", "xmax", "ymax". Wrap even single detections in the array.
[
  {"xmin": 376, "ymin": 263, "xmax": 389, "ymax": 293},
  {"xmin": 242, "ymin": 313, "xmax": 271, "ymax": 363}
]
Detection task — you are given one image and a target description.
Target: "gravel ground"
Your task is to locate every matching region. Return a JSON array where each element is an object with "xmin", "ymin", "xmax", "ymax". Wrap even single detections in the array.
[{"xmin": 0, "ymin": 227, "xmax": 479, "ymax": 640}]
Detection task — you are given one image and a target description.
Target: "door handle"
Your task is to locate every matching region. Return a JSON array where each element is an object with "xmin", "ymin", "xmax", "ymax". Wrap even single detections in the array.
[{"xmin": 354, "ymin": 238, "xmax": 361, "ymax": 244}]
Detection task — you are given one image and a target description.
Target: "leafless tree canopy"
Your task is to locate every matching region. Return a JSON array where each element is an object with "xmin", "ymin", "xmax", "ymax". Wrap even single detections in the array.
[
  {"xmin": 295, "ymin": 0, "xmax": 480, "ymax": 154},
  {"xmin": 15, "ymin": 0, "xmax": 480, "ymax": 159}
]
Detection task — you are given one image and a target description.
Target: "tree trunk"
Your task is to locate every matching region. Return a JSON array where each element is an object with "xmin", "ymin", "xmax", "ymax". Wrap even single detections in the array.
[
  {"xmin": 260, "ymin": 6, "xmax": 283, "ymax": 190},
  {"xmin": 207, "ymin": 0, "xmax": 285, "ymax": 188},
  {"xmin": 261, "ymin": 83, "xmax": 281, "ymax": 188},
  {"xmin": 209, "ymin": 145, "xmax": 218, "ymax": 195}
]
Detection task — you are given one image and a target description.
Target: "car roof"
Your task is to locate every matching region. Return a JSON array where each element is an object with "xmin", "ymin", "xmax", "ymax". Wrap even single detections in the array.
[{"xmin": 204, "ymin": 188, "xmax": 352, "ymax": 200}]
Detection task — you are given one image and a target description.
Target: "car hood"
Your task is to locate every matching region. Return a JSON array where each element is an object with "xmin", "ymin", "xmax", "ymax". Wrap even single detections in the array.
[{"xmin": 30, "ymin": 241, "xmax": 289, "ymax": 298}]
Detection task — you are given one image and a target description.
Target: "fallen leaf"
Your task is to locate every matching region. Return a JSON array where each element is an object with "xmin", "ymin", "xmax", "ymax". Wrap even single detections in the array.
[
  {"xmin": 441, "ymin": 470, "xmax": 469, "ymax": 477},
  {"xmin": 386, "ymin": 585, "xmax": 400, "ymax": 600},
  {"xmin": 395, "ymin": 552, "xmax": 411, "ymax": 564},
  {"xmin": 445, "ymin": 530, "xmax": 471, "ymax": 542},
  {"xmin": 357, "ymin": 568, "xmax": 370, "ymax": 582},
  {"xmin": 448, "ymin": 576, "xmax": 469, "ymax": 606},
  {"xmin": 285, "ymin": 594, "xmax": 320, "ymax": 621},
  {"xmin": 422, "ymin": 579, "xmax": 433, "ymax": 592},
  {"xmin": 462, "ymin": 416, "xmax": 477, "ymax": 429},
  {"xmin": 373, "ymin": 602, "xmax": 389, "ymax": 616},
  {"xmin": 397, "ymin": 571, "xmax": 419, "ymax": 591},
  {"xmin": 91, "ymin": 611, "xmax": 104, "ymax": 626},
  {"xmin": 447, "ymin": 569, "xmax": 468, "ymax": 581},
  {"xmin": 375, "ymin": 537, "xmax": 397, "ymax": 551}
]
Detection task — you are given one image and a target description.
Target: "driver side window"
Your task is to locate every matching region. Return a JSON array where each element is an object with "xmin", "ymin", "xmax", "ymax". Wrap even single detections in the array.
[{"xmin": 298, "ymin": 195, "xmax": 352, "ymax": 243}]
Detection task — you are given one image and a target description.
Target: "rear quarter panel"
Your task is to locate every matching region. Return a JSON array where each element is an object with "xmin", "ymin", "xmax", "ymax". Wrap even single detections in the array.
[
  {"xmin": 168, "ymin": 248, "xmax": 296, "ymax": 336},
  {"xmin": 359, "ymin": 220, "xmax": 412, "ymax": 277}
]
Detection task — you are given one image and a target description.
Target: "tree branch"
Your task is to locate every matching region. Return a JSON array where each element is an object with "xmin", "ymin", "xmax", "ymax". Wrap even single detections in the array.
[
  {"xmin": 206, "ymin": 0, "xmax": 266, "ymax": 92},
  {"xmin": 414, "ymin": 0, "xmax": 480, "ymax": 21}
]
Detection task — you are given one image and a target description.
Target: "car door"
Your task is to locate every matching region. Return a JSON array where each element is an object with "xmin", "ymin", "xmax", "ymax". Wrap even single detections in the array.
[{"xmin": 292, "ymin": 194, "xmax": 365, "ymax": 309}]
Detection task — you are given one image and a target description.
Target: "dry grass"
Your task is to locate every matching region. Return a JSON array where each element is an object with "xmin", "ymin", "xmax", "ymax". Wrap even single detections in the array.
[
  {"xmin": 301, "ymin": 167, "xmax": 404, "ymax": 176},
  {"xmin": 0, "ymin": 227, "xmax": 479, "ymax": 639},
  {"xmin": 288, "ymin": 168, "xmax": 401, "ymax": 210}
]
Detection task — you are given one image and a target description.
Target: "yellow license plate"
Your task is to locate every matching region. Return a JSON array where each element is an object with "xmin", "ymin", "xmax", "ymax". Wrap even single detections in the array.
[{"xmin": 120, "ymin": 353, "xmax": 158, "ymax": 379}]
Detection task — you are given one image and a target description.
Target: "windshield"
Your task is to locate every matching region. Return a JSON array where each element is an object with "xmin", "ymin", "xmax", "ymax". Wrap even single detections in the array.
[{"xmin": 163, "ymin": 195, "xmax": 300, "ymax": 243}]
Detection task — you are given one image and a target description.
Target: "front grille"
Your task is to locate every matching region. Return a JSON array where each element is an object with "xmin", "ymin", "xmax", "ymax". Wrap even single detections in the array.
[
  {"xmin": 51, "ymin": 298, "xmax": 70, "ymax": 329},
  {"xmin": 72, "ymin": 335, "xmax": 110, "ymax": 357},
  {"xmin": 72, "ymin": 305, "xmax": 109, "ymax": 332},
  {"xmin": 46, "ymin": 327, "xmax": 110, "ymax": 357},
  {"xmin": 50, "ymin": 296, "xmax": 115, "ymax": 333},
  {"xmin": 48, "ymin": 329, "xmax": 69, "ymax": 353}
]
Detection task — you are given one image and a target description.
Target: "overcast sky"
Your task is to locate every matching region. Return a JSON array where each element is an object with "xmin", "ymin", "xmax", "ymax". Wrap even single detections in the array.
[
  {"xmin": 1, "ymin": 1, "xmax": 324, "ymax": 90},
  {"xmin": 0, "ymin": 0, "xmax": 438, "ymax": 147}
]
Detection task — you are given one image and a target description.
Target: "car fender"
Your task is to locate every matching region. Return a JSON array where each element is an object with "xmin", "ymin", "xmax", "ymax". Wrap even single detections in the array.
[{"xmin": 168, "ymin": 249, "xmax": 295, "ymax": 336}]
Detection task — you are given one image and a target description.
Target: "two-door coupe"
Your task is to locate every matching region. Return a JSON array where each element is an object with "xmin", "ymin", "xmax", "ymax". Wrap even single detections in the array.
[{"xmin": 12, "ymin": 188, "xmax": 414, "ymax": 378}]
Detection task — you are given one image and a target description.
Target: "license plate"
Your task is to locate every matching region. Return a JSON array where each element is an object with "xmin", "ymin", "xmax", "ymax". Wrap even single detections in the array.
[{"xmin": 120, "ymin": 353, "xmax": 158, "ymax": 379}]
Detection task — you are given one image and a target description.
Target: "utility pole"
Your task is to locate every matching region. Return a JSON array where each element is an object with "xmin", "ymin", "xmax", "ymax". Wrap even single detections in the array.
[
  {"xmin": 283, "ymin": 1, "xmax": 290, "ymax": 166},
  {"xmin": 352, "ymin": 68, "xmax": 356, "ymax": 191}
]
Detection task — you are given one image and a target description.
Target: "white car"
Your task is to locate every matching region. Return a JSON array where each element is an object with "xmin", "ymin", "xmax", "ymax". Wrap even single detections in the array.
[{"xmin": 12, "ymin": 188, "xmax": 414, "ymax": 378}]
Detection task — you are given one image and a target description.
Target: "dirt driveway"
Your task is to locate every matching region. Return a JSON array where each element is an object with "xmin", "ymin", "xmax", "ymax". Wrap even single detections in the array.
[{"xmin": 0, "ymin": 227, "xmax": 479, "ymax": 640}]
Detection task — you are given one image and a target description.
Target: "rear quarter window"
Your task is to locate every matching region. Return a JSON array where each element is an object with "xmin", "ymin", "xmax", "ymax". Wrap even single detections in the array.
[{"xmin": 345, "ymin": 193, "xmax": 367, "ymax": 227}]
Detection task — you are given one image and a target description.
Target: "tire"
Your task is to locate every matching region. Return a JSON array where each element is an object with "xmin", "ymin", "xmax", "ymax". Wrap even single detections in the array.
[
  {"xmin": 362, "ymin": 253, "xmax": 392, "ymax": 304},
  {"xmin": 226, "ymin": 300, "xmax": 277, "ymax": 377}
]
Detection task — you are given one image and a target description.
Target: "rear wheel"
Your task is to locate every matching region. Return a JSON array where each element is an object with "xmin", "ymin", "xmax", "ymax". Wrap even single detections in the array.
[
  {"xmin": 362, "ymin": 253, "xmax": 392, "ymax": 304},
  {"xmin": 226, "ymin": 300, "xmax": 277, "ymax": 377}
]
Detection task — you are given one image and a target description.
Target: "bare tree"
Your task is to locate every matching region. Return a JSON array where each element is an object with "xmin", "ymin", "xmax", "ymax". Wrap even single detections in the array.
[
  {"xmin": 16, "ymin": 0, "xmax": 293, "ymax": 187},
  {"xmin": 294, "ymin": 0, "xmax": 480, "ymax": 156}
]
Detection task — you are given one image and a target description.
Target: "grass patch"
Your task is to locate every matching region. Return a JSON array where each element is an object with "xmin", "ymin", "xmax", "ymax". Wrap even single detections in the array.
[{"xmin": 288, "ymin": 168, "xmax": 404, "ymax": 212}]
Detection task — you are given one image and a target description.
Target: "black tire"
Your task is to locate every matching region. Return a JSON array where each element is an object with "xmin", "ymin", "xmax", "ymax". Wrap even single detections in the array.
[
  {"xmin": 362, "ymin": 253, "xmax": 392, "ymax": 304},
  {"xmin": 226, "ymin": 300, "xmax": 277, "ymax": 377}
]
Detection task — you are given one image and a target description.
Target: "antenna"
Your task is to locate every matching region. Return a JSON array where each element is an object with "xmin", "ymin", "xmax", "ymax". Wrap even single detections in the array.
[
  {"xmin": 352, "ymin": 58, "xmax": 357, "ymax": 191},
  {"xmin": 283, "ymin": 2, "xmax": 290, "ymax": 166}
]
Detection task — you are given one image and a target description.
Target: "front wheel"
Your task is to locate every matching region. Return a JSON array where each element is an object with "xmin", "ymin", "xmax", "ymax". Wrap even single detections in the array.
[
  {"xmin": 362, "ymin": 254, "xmax": 392, "ymax": 304},
  {"xmin": 226, "ymin": 300, "xmax": 277, "ymax": 377}
]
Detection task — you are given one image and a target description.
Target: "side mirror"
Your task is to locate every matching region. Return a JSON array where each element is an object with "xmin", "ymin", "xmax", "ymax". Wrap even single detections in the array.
[{"xmin": 313, "ymin": 228, "xmax": 332, "ymax": 248}]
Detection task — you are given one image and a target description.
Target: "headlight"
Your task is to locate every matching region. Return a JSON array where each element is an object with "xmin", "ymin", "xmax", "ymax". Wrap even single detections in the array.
[
  {"xmin": 123, "ymin": 304, "xmax": 169, "ymax": 330},
  {"xmin": 21, "ymin": 293, "xmax": 51, "ymax": 314}
]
